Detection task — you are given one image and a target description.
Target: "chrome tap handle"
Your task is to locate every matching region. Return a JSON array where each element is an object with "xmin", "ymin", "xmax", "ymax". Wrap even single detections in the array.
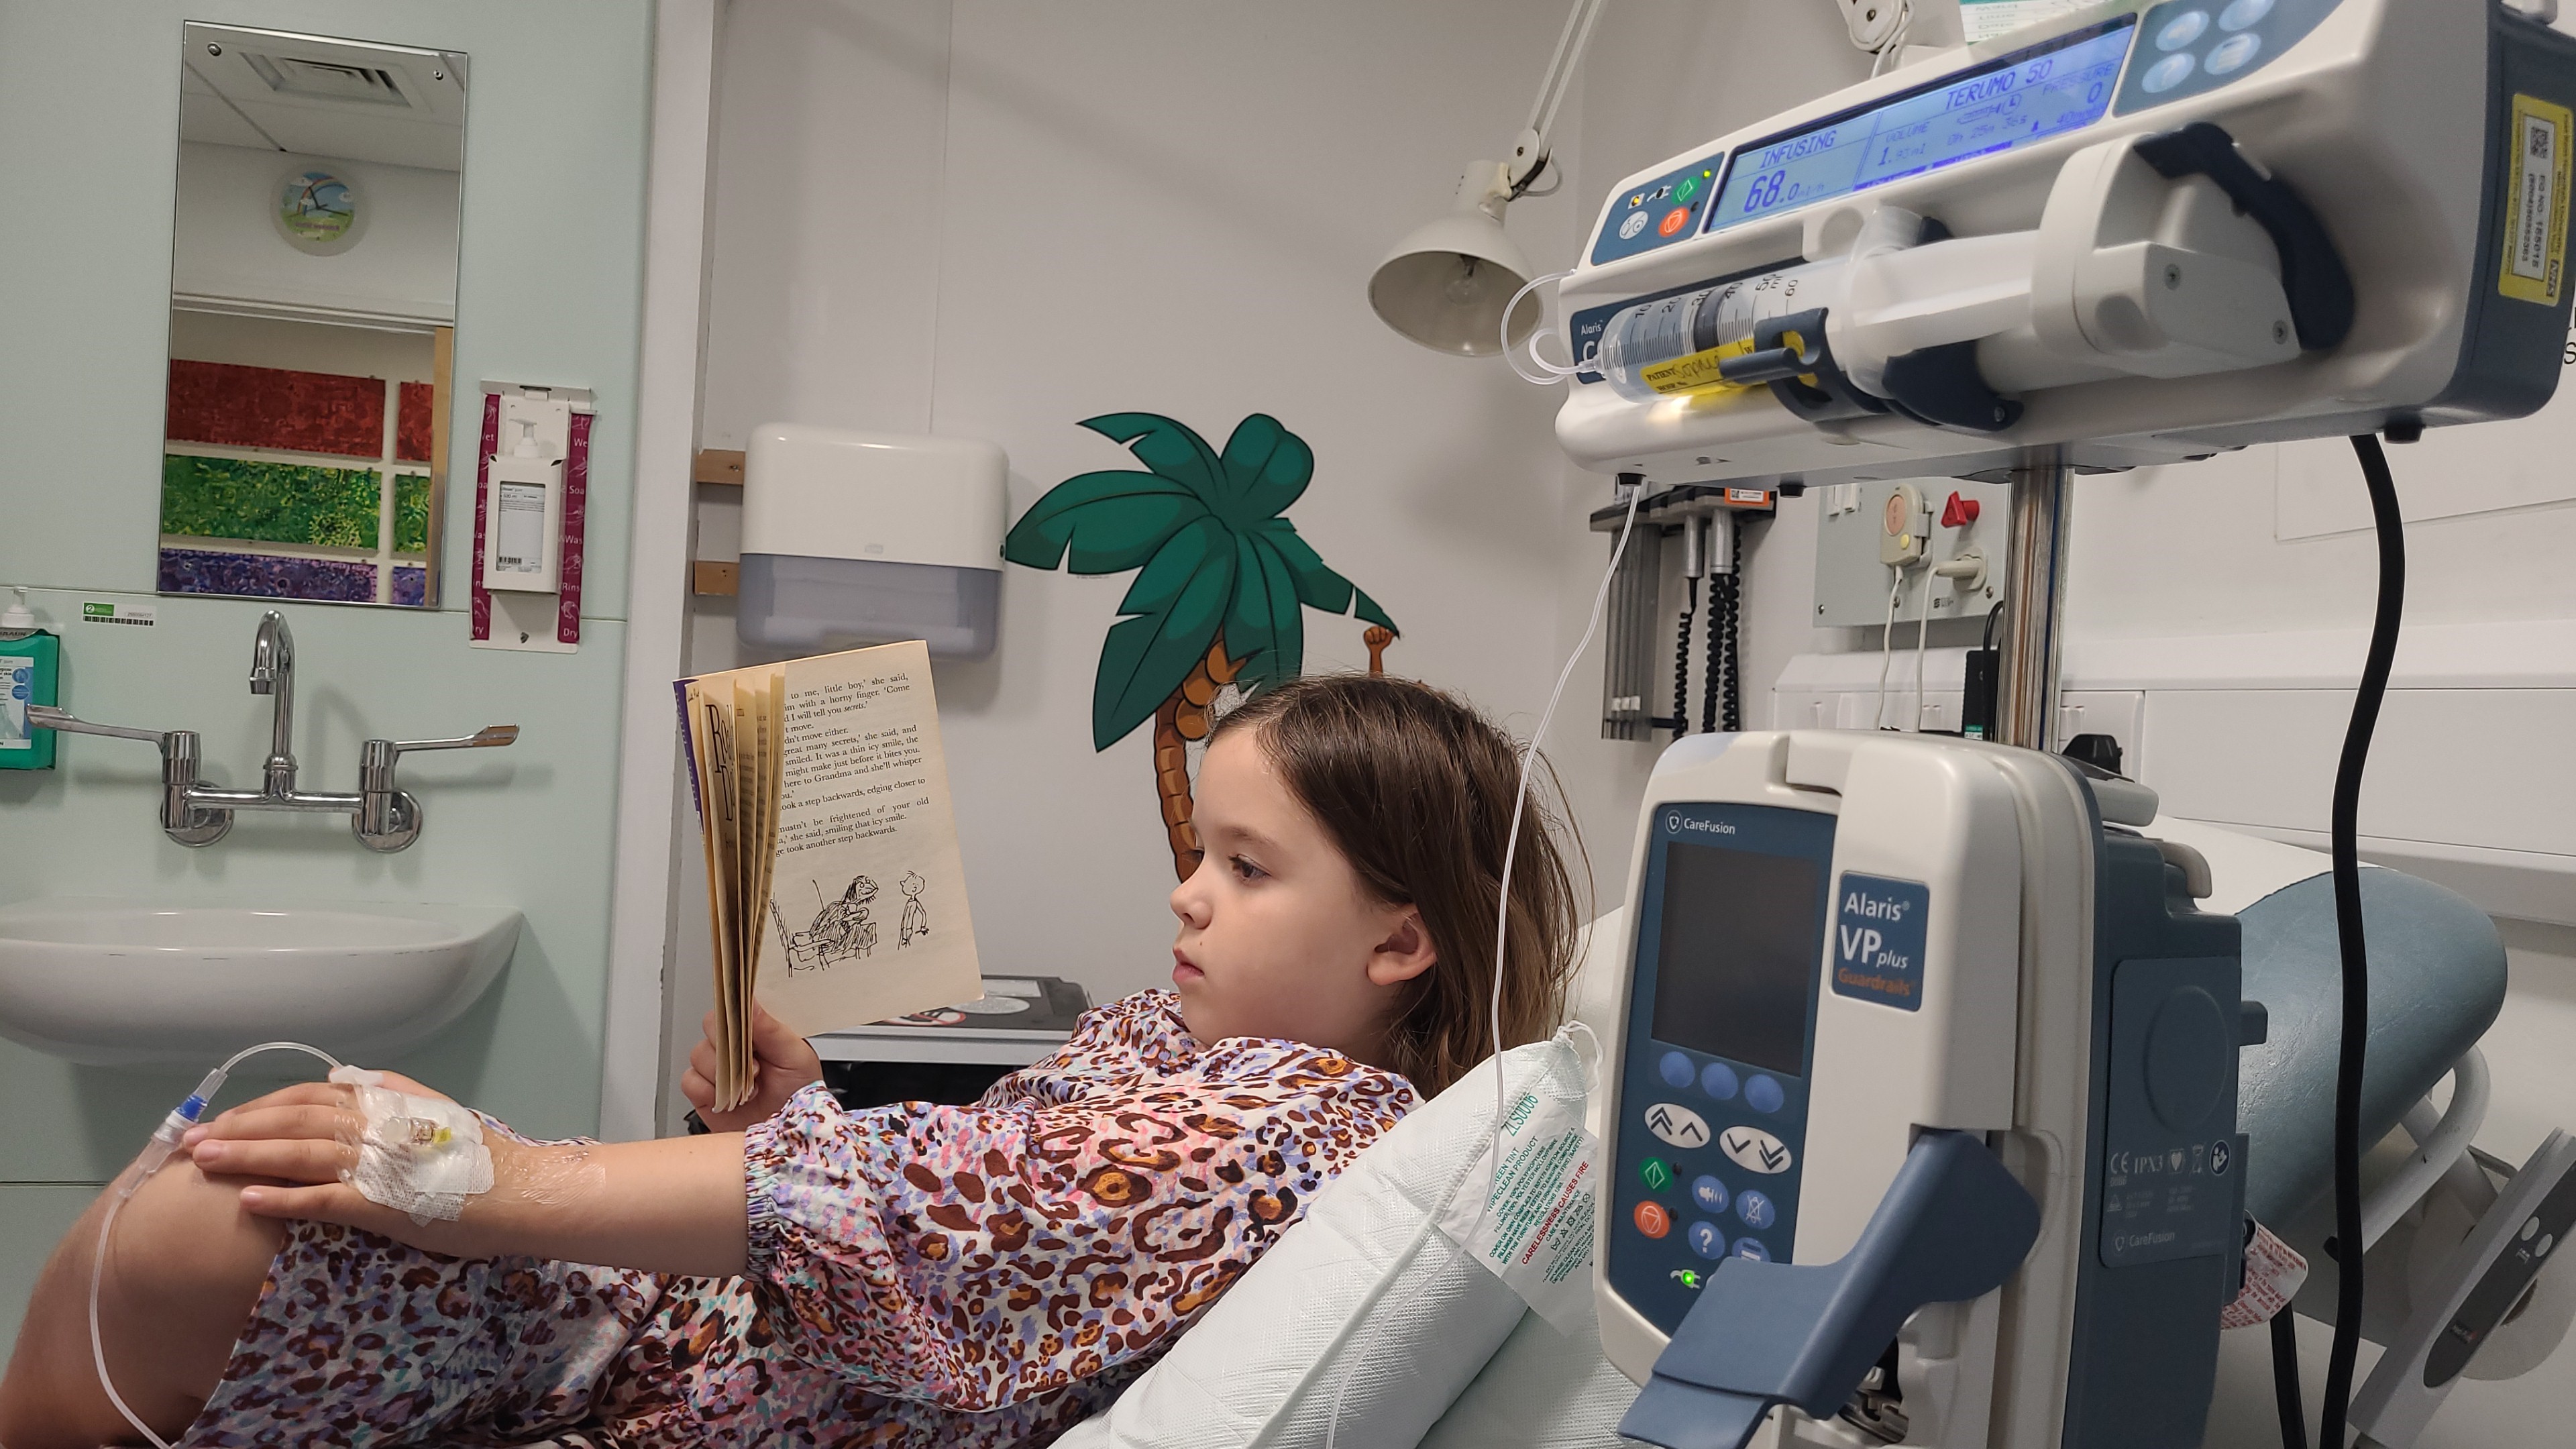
[
  {"xmin": 25, "ymin": 707, "xmax": 231, "ymax": 847},
  {"xmin": 358, "ymin": 725, "xmax": 519, "ymax": 783},
  {"xmin": 27, "ymin": 704, "xmax": 170, "ymax": 745},
  {"xmin": 387, "ymin": 725, "xmax": 521, "ymax": 754},
  {"xmin": 355, "ymin": 726, "xmax": 519, "ymax": 853}
]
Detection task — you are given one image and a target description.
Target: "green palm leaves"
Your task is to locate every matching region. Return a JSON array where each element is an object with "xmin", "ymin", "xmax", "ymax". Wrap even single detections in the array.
[{"xmin": 1004, "ymin": 413, "xmax": 1397, "ymax": 751}]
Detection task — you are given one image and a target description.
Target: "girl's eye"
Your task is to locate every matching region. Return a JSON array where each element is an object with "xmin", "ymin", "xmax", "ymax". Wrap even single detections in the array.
[{"xmin": 1230, "ymin": 855, "xmax": 1268, "ymax": 881}]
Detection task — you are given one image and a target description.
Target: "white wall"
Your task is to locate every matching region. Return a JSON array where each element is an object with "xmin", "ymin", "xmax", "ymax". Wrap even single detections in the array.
[
  {"xmin": 687, "ymin": 0, "xmax": 1637, "ymax": 1112},
  {"xmin": 171, "ymin": 140, "xmax": 461, "ymax": 325}
]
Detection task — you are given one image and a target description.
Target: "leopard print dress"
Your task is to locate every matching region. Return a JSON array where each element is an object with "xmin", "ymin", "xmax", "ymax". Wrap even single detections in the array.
[{"xmin": 178, "ymin": 991, "xmax": 1417, "ymax": 1448}]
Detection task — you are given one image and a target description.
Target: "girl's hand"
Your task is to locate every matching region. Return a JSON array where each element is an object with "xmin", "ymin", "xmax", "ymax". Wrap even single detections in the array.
[
  {"xmin": 681, "ymin": 1002, "xmax": 824, "ymax": 1131},
  {"xmin": 180, "ymin": 1073, "xmax": 510, "ymax": 1256}
]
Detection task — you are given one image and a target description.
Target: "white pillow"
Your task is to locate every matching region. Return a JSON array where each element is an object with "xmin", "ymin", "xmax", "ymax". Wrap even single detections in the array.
[
  {"xmin": 1416, "ymin": 1305, "xmax": 1637, "ymax": 1449},
  {"xmin": 1060, "ymin": 1036, "xmax": 1590, "ymax": 1449}
]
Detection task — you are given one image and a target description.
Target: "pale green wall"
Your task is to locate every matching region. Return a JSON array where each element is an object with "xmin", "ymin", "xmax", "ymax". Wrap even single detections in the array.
[{"xmin": 0, "ymin": 0, "xmax": 654, "ymax": 1360}]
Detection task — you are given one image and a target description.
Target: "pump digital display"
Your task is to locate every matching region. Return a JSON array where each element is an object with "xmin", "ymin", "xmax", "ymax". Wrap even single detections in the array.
[
  {"xmin": 1709, "ymin": 17, "xmax": 2137, "ymax": 233},
  {"xmin": 1650, "ymin": 841, "xmax": 1825, "ymax": 1075}
]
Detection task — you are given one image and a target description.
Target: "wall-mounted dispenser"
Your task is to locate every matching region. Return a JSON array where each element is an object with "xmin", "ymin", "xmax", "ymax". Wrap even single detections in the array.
[
  {"xmin": 472, "ymin": 382, "xmax": 595, "ymax": 653},
  {"xmin": 0, "ymin": 588, "xmax": 58, "ymax": 770},
  {"xmin": 737, "ymin": 424, "xmax": 1006, "ymax": 659}
]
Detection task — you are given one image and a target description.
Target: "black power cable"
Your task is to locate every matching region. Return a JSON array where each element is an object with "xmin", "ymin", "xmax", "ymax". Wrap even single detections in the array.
[
  {"xmin": 2317, "ymin": 433, "xmax": 2406, "ymax": 1444},
  {"xmin": 2270, "ymin": 1309, "xmax": 2309, "ymax": 1449},
  {"xmin": 1673, "ymin": 576, "xmax": 1698, "ymax": 742}
]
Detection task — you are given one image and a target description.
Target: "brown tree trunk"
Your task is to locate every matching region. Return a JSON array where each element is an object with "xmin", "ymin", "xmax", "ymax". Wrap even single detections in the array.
[{"xmin": 1154, "ymin": 635, "xmax": 1244, "ymax": 880}]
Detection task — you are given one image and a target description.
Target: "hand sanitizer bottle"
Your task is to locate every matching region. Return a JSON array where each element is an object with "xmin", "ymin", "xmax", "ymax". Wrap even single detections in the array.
[{"xmin": 0, "ymin": 587, "xmax": 58, "ymax": 770}]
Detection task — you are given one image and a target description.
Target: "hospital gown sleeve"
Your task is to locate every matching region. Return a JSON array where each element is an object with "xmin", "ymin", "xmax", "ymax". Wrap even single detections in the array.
[{"xmin": 739, "ymin": 1047, "xmax": 1412, "ymax": 1409}]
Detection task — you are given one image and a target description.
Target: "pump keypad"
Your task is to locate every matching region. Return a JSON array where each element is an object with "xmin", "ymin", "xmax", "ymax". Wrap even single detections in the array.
[
  {"xmin": 2117, "ymin": 0, "xmax": 2340, "ymax": 115},
  {"xmin": 1615, "ymin": 1036, "xmax": 1815, "ymax": 1327},
  {"xmin": 1589, "ymin": 154, "xmax": 1726, "ymax": 267},
  {"xmin": 1605, "ymin": 801, "xmax": 1833, "ymax": 1337}
]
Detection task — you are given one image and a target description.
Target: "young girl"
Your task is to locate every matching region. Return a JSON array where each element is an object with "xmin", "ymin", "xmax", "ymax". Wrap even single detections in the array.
[{"xmin": 0, "ymin": 675, "xmax": 1582, "ymax": 1449}]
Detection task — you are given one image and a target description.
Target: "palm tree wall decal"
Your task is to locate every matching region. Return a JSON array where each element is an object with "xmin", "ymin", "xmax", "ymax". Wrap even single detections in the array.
[{"xmin": 1004, "ymin": 413, "xmax": 1398, "ymax": 879}]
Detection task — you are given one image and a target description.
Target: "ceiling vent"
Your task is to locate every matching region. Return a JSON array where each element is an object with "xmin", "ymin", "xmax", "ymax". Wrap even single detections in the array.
[{"xmin": 241, "ymin": 53, "xmax": 415, "ymax": 110}]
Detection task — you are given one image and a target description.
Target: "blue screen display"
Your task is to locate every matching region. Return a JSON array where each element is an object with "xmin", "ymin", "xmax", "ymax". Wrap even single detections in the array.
[{"xmin": 1709, "ymin": 19, "xmax": 2136, "ymax": 233}]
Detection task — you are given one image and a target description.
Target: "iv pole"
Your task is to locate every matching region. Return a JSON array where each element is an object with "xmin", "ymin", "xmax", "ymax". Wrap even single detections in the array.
[{"xmin": 1995, "ymin": 451, "xmax": 2071, "ymax": 752}]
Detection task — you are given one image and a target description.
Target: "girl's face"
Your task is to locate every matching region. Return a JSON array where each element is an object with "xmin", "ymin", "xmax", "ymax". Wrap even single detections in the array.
[{"xmin": 1168, "ymin": 729, "xmax": 1437, "ymax": 1061}]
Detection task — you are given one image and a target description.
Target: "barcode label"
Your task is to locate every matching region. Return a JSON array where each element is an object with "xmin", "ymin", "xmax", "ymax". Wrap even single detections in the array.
[{"xmin": 2502, "ymin": 95, "xmax": 2573, "ymax": 305}]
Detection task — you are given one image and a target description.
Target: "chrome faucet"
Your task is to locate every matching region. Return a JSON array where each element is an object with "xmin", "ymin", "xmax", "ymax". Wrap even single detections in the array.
[
  {"xmin": 29, "ymin": 610, "xmax": 518, "ymax": 852},
  {"xmin": 249, "ymin": 611, "xmax": 297, "ymax": 796}
]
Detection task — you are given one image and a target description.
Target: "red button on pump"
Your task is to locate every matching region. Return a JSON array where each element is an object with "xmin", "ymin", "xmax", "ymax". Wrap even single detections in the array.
[
  {"xmin": 1941, "ymin": 491, "xmax": 1982, "ymax": 528},
  {"xmin": 1658, "ymin": 207, "xmax": 1691, "ymax": 237},
  {"xmin": 1633, "ymin": 1200, "xmax": 1674, "ymax": 1238}
]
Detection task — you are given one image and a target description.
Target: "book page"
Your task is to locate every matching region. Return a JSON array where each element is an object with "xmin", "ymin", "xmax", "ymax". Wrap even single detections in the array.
[
  {"xmin": 683, "ymin": 676, "xmax": 747, "ymax": 1104},
  {"xmin": 754, "ymin": 639, "xmax": 982, "ymax": 1034},
  {"xmin": 745, "ymin": 670, "xmax": 783, "ymax": 1092},
  {"xmin": 729, "ymin": 679, "xmax": 771, "ymax": 1105}
]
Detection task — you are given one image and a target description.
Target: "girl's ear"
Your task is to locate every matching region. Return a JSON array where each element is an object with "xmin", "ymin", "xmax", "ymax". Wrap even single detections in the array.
[{"xmin": 1366, "ymin": 909, "xmax": 1438, "ymax": 988}]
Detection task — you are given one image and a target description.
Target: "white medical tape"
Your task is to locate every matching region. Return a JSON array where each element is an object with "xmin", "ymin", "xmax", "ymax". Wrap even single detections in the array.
[{"xmin": 328, "ymin": 1065, "xmax": 494, "ymax": 1225}]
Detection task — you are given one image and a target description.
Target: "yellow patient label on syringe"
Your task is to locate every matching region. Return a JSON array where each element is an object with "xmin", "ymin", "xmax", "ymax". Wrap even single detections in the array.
[{"xmin": 1639, "ymin": 337, "xmax": 1762, "ymax": 397}]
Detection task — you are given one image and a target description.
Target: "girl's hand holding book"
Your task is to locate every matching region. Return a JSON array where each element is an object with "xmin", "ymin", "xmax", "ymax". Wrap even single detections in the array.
[{"xmin": 683, "ymin": 1002, "xmax": 824, "ymax": 1132}]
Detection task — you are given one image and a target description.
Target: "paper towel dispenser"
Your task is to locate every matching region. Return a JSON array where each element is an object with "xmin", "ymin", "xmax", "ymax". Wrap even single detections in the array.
[{"xmin": 738, "ymin": 424, "xmax": 1006, "ymax": 659}]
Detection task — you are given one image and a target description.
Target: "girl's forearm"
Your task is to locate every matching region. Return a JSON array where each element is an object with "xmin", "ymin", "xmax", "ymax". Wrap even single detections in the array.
[{"xmin": 472, "ymin": 1131, "xmax": 751, "ymax": 1277}]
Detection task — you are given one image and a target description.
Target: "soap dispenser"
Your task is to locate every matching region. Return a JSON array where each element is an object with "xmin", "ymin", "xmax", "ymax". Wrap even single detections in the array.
[{"xmin": 0, "ymin": 587, "xmax": 58, "ymax": 770}]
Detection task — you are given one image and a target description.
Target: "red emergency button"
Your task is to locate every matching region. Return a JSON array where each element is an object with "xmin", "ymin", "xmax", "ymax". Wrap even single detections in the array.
[
  {"xmin": 1633, "ymin": 1200, "xmax": 1674, "ymax": 1238},
  {"xmin": 1941, "ymin": 490, "xmax": 1981, "ymax": 528},
  {"xmin": 1658, "ymin": 207, "xmax": 1691, "ymax": 237}
]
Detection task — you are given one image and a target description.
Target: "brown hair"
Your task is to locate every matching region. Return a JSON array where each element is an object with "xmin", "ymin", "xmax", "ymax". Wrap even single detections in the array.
[{"xmin": 1210, "ymin": 674, "xmax": 1586, "ymax": 1097}]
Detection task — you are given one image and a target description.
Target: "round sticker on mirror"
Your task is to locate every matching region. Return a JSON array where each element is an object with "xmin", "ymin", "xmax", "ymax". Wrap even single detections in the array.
[{"xmin": 274, "ymin": 168, "xmax": 368, "ymax": 255}]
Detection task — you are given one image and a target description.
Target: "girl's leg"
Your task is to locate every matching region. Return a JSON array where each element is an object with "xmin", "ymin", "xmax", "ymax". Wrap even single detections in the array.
[{"xmin": 0, "ymin": 1160, "xmax": 285, "ymax": 1449}]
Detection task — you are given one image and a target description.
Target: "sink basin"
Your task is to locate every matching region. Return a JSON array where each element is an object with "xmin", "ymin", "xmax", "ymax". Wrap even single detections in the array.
[{"xmin": 0, "ymin": 898, "xmax": 519, "ymax": 1067}]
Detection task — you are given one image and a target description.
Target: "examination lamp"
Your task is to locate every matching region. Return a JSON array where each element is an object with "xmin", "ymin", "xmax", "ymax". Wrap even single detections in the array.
[{"xmin": 1368, "ymin": 0, "xmax": 1602, "ymax": 356}]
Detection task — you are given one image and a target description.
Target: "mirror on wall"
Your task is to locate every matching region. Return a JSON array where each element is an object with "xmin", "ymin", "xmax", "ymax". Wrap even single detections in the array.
[{"xmin": 157, "ymin": 23, "xmax": 467, "ymax": 608}]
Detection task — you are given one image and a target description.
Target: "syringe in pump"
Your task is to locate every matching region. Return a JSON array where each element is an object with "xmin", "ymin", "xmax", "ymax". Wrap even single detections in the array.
[{"xmin": 1587, "ymin": 206, "xmax": 2057, "ymax": 428}]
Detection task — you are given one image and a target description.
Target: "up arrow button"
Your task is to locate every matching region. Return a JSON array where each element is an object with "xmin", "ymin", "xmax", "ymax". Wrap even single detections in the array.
[{"xmin": 1644, "ymin": 1102, "xmax": 1711, "ymax": 1150}]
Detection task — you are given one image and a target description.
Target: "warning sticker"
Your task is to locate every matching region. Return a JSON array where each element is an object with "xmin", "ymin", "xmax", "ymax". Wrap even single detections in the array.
[
  {"xmin": 1437, "ymin": 1075, "xmax": 1599, "ymax": 1334},
  {"xmin": 2501, "ymin": 93, "xmax": 2573, "ymax": 305}
]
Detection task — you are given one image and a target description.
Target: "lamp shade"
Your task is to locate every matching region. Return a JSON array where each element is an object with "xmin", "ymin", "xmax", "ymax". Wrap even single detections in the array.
[{"xmin": 1368, "ymin": 162, "xmax": 1544, "ymax": 357}]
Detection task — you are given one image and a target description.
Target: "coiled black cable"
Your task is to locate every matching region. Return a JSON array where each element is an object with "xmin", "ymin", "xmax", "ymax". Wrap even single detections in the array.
[
  {"xmin": 1673, "ymin": 576, "xmax": 1698, "ymax": 741},
  {"xmin": 1702, "ymin": 571, "xmax": 1723, "ymax": 735},
  {"xmin": 1718, "ymin": 516, "xmax": 1743, "ymax": 731},
  {"xmin": 2317, "ymin": 433, "xmax": 2406, "ymax": 1444}
]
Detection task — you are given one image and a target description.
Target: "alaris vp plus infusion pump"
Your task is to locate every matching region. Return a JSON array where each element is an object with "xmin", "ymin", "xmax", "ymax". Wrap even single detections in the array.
[{"xmin": 1568, "ymin": 1, "xmax": 2576, "ymax": 1447}]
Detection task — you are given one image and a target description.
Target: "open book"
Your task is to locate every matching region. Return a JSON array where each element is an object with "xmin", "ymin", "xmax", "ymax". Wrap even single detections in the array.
[{"xmin": 677, "ymin": 639, "xmax": 982, "ymax": 1109}]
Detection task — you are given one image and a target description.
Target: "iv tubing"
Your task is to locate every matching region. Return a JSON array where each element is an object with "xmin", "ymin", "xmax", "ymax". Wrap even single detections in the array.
[
  {"xmin": 90, "ymin": 1040, "xmax": 343, "ymax": 1449},
  {"xmin": 1489, "ymin": 480, "xmax": 1642, "ymax": 1199},
  {"xmin": 1503, "ymin": 272, "xmax": 1587, "ymax": 386},
  {"xmin": 1911, "ymin": 563, "xmax": 1933, "ymax": 730},
  {"xmin": 1872, "ymin": 568, "xmax": 1902, "ymax": 729}
]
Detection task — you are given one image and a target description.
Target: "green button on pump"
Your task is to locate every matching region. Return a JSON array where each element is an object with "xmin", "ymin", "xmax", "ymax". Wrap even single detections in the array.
[
  {"xmin": 1674, "ymin": 174, "xmax": 1701, "ymax": 204},
  {"xmin": 1640, "ymin": 1157, "xmax": 1675, "ymax": 1191}
]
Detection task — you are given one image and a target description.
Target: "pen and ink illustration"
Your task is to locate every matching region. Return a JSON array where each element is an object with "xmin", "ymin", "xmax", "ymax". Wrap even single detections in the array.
[
  {"xmin": 777, "ymin": 876, "xmax": 883, "ymax": 974},
  {"xmin": 899, "ymin": 870, "xmax": 929, "ymax": 947}
]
